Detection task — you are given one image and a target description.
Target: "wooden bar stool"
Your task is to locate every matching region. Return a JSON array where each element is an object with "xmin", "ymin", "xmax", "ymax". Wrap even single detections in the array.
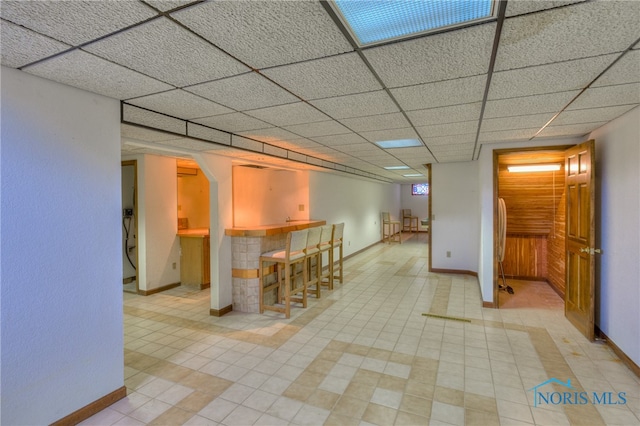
[
  {"xmin": 304, "ymin": 226, "xmax": 322, "ymax": 298},
  {"xmin": 318, "ymin": 225, "xmax": 334, "ymax": 290},
  {"xmin": 402, "ymin": 209, "xmax": 419, "ymax": 233},
  {"xmin": 331, "ymin": 223, "xmax": 345, "ymax": 285},
  {"xmin": 382, "ymin": 212, "xmax": 401, "ymax": 243},
  {"xmin": 259, "ymin": 229, "xmax": 308, "ymax": 318}
]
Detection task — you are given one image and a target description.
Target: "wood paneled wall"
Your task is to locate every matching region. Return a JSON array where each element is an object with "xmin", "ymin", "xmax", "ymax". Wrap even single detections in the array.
[
  {"xmin": 503, "ymin": 234, "xmax": 548, "ymax": 279},
  {"xmin": 547, "ymin": 190, "xmax": 566, "ymax": 295}
]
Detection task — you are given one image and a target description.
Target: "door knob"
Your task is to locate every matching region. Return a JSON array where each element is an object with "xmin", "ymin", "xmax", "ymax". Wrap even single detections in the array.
[{"xmin": 580, "ymin": 247, "xmax": 602, "ymax": 255}]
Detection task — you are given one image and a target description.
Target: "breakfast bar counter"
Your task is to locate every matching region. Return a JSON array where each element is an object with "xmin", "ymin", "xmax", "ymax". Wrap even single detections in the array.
[{"xmin": 225, "ymin": 220, "xmax": 325, "ymax": 312}]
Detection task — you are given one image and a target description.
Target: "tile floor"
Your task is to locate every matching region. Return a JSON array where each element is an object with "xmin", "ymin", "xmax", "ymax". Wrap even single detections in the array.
[{"xmin": 86, "ymin": 233, "xmax": 639, "ymax": 425}]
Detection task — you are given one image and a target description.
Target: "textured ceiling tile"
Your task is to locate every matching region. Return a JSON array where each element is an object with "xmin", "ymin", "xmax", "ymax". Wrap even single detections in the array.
[
  {"xmin": 505, "ymin": 0, "xmax": 586, "ymax": 17},
  {"xmin": 0, "ymin": 1, "xmax": 157, "ymax": 45},
  {"xmin": 312, "ymin": 133, "xmax": 371, "ymax": 147},
  {"xmin": 436, "ymin": 154, "xmax": 473, "ymax": 163},
  {"xmin": 552, "ymin": 105, "xmax": 637, "ymax": 126},
  {"xmin": 245, "ymin": 102, "xmax": 328, "ymax": 127},
  {"xmin": 127, "ymin": 90, "xmax": 232, "ymax": 119},
  {"xmin": 263, "ymin": 144, "xmax": 288, "ymax": 159},
  {"xmin": 283, "ymin": 121, "xmax": 351, "ymax": 139},
  {"xmin": 262, "ymin": 53, "xmax": 380, "ymax": 100},
  {"xmin": 431, "ymin": 143, "xmax": 475, "ymax": 153},
  {"xmin": 283, "ymin": 139, "xmax": 324, "ymax": 149},
  {"xmin": 123, "ymin": 104, "xmax": 185, "ymax": 135},
  {"xmin": 25, "ymin": 50, "xmax": 172, "ymax": 99},
  {"xmin": 479, "ymin": 128, "xmax": 539, "ymax": 142},
  {"xmin": 185, "ymin": 73, "xmax": 298, "ymax": 111},
  {"xmin": 407, "ymin": 103, "xmax": 482, "ymax": 127},
  {"xmin": 422, "ymin": 134, "xmax": 476, "ymax": 147},
  {"xmin": 415, "ymin": 120, "xmax": 478, "ymax": 139},
  {"xmin": 333, "ymin": 142, "xmax": 378, "ymax": 153},
  {"xmin": 310, "ymin": 91, "xmax": 399, "ymax": 119},
  {"xmin": 537, "ymin": 122, "xmax": 607, "ymax": 138},
  {"xmin": 481, "ymin": 113, "xmax": 553, "ymax": 132},
  {"xmin": 121, "ymin": 124, "xmax": 179, "ymax": 142},
  {"xmin": 497, "ymin": 1, "xmax": 640, "ymax": 70},
  {"xmin": 237, "ymin": 128, "xmax": 302, "ymax": 144},
  {"xmin": 338, "ymin": 113, "xmax": 410, "ymax": 133},
  {"xmin": 232, "ymin": 135, "xmax": 263, "ymax": 152},
  {"xmin": 391, "ymin": 75, "xmax": 487, "ymax": 111},
  {"xmin": 484, "ymin": 91, "xmax": 580, "ymax": 118},
  {"xmin": 593, "ymin": 50, "xmax": 640, "ymax": 87},
  {"xmin": 363, "ymin": 23, "xmax": 495, "ymax": 87},
  {"xmin": 155, "ymin": 137, "xmax": 219, "ymax": 151},
  {"xmin": 1, "ymin": 21, "xmax": 71, "ymax": 68},
  {"xmin": 187, "ymin": 123, "xmax": 231, "ymax": 145},
  {"xmin": 567, "ymin": 83, "xmax": 640, "ymax": 110},
  {"xmin": 172, "ymin": 1, "xmax": 352, "ymax": 69},
  {"xmin": 192, "ymin": 112, "xmax": 271, "ymax": 133},
  {"xmin": 143, "ymin": 0, "xmax": 200, "ymax": 12},
  {"xmin": 359, "ymin": 128, "xmax": 421, "ymax": 144},
  {"xmin": 489, "ymin": 54, "xmax": 617, "ymax": 99},
  {"xmin": 84, "ymin": 18, "xmax": 248, "ymax": 87}
]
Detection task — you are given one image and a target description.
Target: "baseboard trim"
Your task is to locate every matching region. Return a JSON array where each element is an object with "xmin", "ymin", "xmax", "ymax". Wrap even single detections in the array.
[
  {"xmin": 210, "ymin": 304, "xmax": 233, "ymax": 317},
  {"xmin": 595, "ymin": 327, "xmax": 640, "ymax": 378},
  {"xmin": 51, "ymin": 386, "xmax": 126, "ymax": 426},
  {"xmin": 483, "ymin": 301, "xmax": 495, "ymax": 308},
  {"xmin": 200, "ymin": 282, "xmax": 210, "ymax": 290},
  {"xmin": 430, "ymin": 268, "xmax": 478, "ymax": 277},
  {"xmin": 137, "ymin": 282, "xmax": 180, "ymax": 296}
]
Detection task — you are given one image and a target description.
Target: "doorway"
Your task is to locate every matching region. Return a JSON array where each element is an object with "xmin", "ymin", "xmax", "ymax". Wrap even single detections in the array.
[
  {"xmin": 121, "ymin": 160, "xmax": 138, "ymax": 294},
  {"xmin": 494, "ymin": 147, "xmax": 571, "ymax": 309}
]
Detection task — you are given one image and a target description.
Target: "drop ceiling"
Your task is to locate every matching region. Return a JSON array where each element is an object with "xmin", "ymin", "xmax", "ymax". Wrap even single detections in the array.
[{"xmin": 1, "ymin": 0, "xmax": 638, "ymax": 183}]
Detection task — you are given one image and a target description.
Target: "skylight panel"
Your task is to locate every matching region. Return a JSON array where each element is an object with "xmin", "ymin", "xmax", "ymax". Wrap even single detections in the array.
[
  {"xmin": 332, "ymin": 0, "xmax": 495, "ymax": 46},
  {"xmin": 375, "ymin": 139, "xmax": 422, "ymax": 149}
]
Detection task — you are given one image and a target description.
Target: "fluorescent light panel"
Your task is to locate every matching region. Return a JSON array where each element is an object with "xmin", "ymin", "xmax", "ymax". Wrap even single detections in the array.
[
  {"xmin": 403, "ymin": 173, "xmax": 424, "ymax": 177},
  {"xmin": 375, "ymin": 139, "xmax": 422, "ymax": 149},
  {"xmin": 384, "ymin": 165, "xmax": 410, "ymax": 170},
  {"xmin": 508, "ymin": 164, "xmax": 562, "ymax": 173},
  {"xmin": 333, "ymin": 0, "xmax": 495, "ymax": 46}
]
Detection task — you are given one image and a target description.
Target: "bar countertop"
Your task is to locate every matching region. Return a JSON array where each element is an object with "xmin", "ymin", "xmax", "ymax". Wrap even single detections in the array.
[
  {"xmin": 225, "ymin": 220, "xmax": 326, "ymax": 237},
  {"xmin": 177, "ymin": 228, "xmax": 210, "ymax": 237}
]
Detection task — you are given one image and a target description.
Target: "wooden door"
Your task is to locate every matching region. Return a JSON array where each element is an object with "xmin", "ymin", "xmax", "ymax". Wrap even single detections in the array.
[{"xmin": 564, "ymin": 140, "xmax": 596, "ymax": 341}]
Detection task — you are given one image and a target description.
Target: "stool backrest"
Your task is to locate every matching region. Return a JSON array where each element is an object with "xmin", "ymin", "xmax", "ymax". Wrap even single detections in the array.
[
  {"xmin": 332, "ymin": 223, "xmax": 344, "ymax": 243},
  {"xmin": 319, "ymin": 225, "xmax": 333, "ymax": 246},
  {"xmin": 288, "ymin": 229, "xmax": 308, "ymax": 255},
  {"xmin": 402, "ymin": 209, "xmax": 412, "ymax": 217},
  {"xmin": 382, "ymin": 212, "xmax": 390, "ymax": 223},
  {"xmin": 306, "ymin": 226, "xmax": 322, "ymax": 250}
]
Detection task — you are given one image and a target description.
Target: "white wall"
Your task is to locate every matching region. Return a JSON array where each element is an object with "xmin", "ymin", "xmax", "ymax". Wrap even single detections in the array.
[
  {"xmin": 0, "ymin": 67, "xmax": 123, "ymax": 424},
  {"xmin": 135, "ymin": 154, "xmax": 181, "ymax": 292},
  {"xmin": 431, "ymin": 162, "xmax": 480, "ymax": 272},
  {"xmin": 589, "ymin": 106, "xmax": 640, "ymax": 366},
  {"xmin": 309, "ymin": 171, "xmax": 400, "ymax": 256},
  {"xmin": 400, "ymin": 183, "xmax": 429, "ymax": 222}
]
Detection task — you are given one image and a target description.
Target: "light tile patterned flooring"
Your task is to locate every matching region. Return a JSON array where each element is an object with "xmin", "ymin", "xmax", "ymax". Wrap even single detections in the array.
[{"xmin": 85, "ymin": 234, "xmax": 639, "ymax": 425}]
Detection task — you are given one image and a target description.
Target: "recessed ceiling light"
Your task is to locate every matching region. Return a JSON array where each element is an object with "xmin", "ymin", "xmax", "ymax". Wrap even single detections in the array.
[
  {"xmin": 332, "ymin": 0, "xmax": 495, "ymax": 46},
  {"xmin": 403, "ymin": 173, "xmax": 424, "ymax": 177},
  {"xmin": 375, "ymin": 139, "xmax": 422, "ymax": 149},
  {"xmin": 508, "ymin": 164, "xmax": 562, "ymax": 173},
  {"xmin": 384, "ymin": 165, "xmax": 410, "ymax": 170}
]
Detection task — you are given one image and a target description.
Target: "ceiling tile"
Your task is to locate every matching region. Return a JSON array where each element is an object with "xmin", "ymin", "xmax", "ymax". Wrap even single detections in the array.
[
  {"xmin": 333, "ymin": 142, "xmax": 378, "ymax": 153},
  {"xmin": 283, "ymin": 121, "xmax": 351, "ymax": 139},
  {"xmin": 407, "ymin": 103, "xmax": 482, "ymax": 127},
  {"xmin": 311, "ymin": 91, "xmax": 399, "ymax": 119},
  {"xmin": 0, "ymin": 1, "xmax": 157, "ymax": 45},
  {"xmin": 567, "ymin": 83, "xmax": 640, "ymax": 110},
  {"xmin": 431, "ymin": 142, "xmax": 475, "ymax": 153},
  {"xmin": 155, "ymin": 137, "xmax": 220, "ymax": 152},
  {"xmin": 185, "ymin": 72, "xmax": 299, "ymax": 111},
  {"xmin": 143, "ymin": 1, "xmax": 200, "ymax": 12},
  {"xmin": 363, "ymin": 23, "xmax": 495, "ymax": 88},
  {"xmin": 245, "ymin": 102, "xmax": 329, "ymax": 127},
  {"xmin": 484, "ymin": 91, "xmax": 580, "ymax": 118},
  {"xmin": 416, "ymin": 120, "xmax": 478, "ymax": 139},
  {"xmin": 338, "ymin": 113, "xmax": 410, "ymax": 133},
  {"xmin": 436, "ymin": 154, "xmax": 473, "ymax": 163},
  {"xmin": 187, "ymin": 123, "xmax": 231, "ymax": 146},
  {"xmin": 497, "ymin": 1, "xmax": 639, "ymax": 70},
  {"xmin": 422, "ymin": 134, "xmax": 476, "ymax": 147},
  {"xmin": 262, "ymin": 53, "xmax": 381, "ymax": 100},
  {"xmin": 311, "ymin": 133, "xmax": 372, "ymax": 147},
  {"xmin": 481, "ymin": 113, "xmax": 553, "ymax": 132},
  {"xmin": 1, "ymin": 21, "xmax": 71, "ymax": 68},
  {"xmin": 121, "ymin": 124, "xmax": 181, "ymax": 142},
  {"xmin": 505, "ymin": 0, "xmax": 586, "ymax": 17},
  {"xmin": 123, "ymin": 104, "xmax": 185, "ymax": 135},
  {"xmin": 237, "ymin": 128, "xmax": 303, "ymax": 144},
  {"xmin": 537, "ymin": 122, "xmax": 607, "ymax": 138},
  {"xmin": 192, "ymin": 112, "xmax": 271, "ymax": 133},
  {"xmin": 552, "ymin": 105, "xmax": 637, "ymax": 126},
  {"xmin": 232, "ymin": 135, "xmax": 263, "ymax": 152},
  {"xmin": 593, "ymin": 50, "xmax": 640, "ymax": 87},
  {"xmin": 489, "ymin": 54, "xmax": 618, "ymax": 100},
  {"xmin": 24, "ymin": 50, "xmax": 173, "ymax": 99},
  {"xmin": 479, "ymin": 128, "xmax": 539, "ymax": 142},
  {"xmin": 172, "ymin": 1, "xmax": 352, "ymax": 69},
  {"xmin": 127, "ymin": 90, "xmax": 232, "ymax": 119},
  {"xmin": 391, "ymin": 75, "xmax": 487, "ymax": 111},
  {"xmin": 359, "ymin": 128, "xmax": 421, "ymax": 144},
  {"xmin": 84, "ymin": 18, "xmax": 249, "ymax": 87}
]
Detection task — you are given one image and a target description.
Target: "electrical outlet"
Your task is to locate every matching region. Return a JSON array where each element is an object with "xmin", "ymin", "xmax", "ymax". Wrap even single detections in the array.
[
  {"xmin": 298, "ymin": 204, "xmax": 304, "ymax": 211},
  {"xmin": 446, "ymin": 251, "xmax": 451, "ymax": 258},
  {"xmin": 123, "ymin": 208, "xmax": 133, "ymax": 217},
  {"xmin": 172, "ymin": 262, "xmax": 177, "ymax": 269}
]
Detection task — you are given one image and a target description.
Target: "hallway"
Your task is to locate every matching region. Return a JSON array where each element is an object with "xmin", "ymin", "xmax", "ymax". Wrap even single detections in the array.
[{"xmin": 86, "ymin": 233, "xmax": 639, "ymax": 425}]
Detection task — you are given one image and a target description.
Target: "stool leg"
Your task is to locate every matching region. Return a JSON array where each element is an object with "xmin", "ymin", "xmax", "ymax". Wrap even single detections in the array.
[
  {"xmin": 284, "ymin": 261, "xmax": 291, "ymax": 319},
  {"xmin": 259, "ymin": 259, "xmax": 264, "ymax": 314},
  {"xmin": 302, "ymin": 259, "xmax": 308, "ymax": 308},
  {"xmin": 328, "ymin": 246, "xmax": 334, "ymax": 290},
  {"xmin": 338, "ymin": 244, "xmax": 343, "ymax": 283}
]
